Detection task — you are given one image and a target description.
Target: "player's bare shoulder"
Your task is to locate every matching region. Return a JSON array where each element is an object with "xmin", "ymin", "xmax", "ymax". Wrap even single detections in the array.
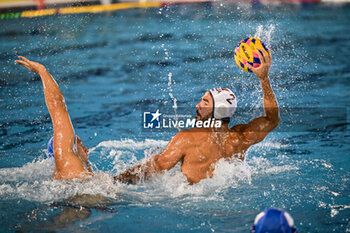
[
  {"xmin": 178, "ymin": 128, "xmax": 208, "ymax": 144},
  {"xmin": 228, "ymin": 124, "xmax": 251, "ymax": 146}
]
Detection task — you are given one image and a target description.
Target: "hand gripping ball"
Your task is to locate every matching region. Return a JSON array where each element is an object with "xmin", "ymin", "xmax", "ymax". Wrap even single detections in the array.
[{"xmin": 234, "ymin": 37, "xmax": 269, "ymax": 72}]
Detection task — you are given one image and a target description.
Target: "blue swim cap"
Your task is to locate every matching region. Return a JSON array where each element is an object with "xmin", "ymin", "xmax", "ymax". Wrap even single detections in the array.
[
  {"xmin": 251, "ymin": 208, "xmax": 297, "ymax": 233},
  {"xmin": 47, "ymin": 137, "xmax": 54, "ymax": 158}
]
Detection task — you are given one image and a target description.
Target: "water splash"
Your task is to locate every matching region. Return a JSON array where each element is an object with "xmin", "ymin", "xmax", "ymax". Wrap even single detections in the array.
[
  {"xmin": 0, "ymin": 159, "xmax": 119, "ymax": 202},
  {"xmin": 89, "ymin": 139, "xmax": 168, "ymax": 173},
  {"xmin": 167, "ymin": 72, "xmax": 180, "ymax": 130},
  {"xmin": 0, "ymin": 139, "xmax": 297, "ymax": 205},
  {"xmin": 159, "ymin": 42, "xmax": 179, "ymax": 129},
  {"xmin": 167, "ymin": 72, "xmax": 177, "ymax": 110},
  {"xmin": 254, "ymin": 24, "xmax": 275, "ymax": 48},
  {"xmin": 239, "ymin": 24, "xmax": 276, "ymax": 116}
]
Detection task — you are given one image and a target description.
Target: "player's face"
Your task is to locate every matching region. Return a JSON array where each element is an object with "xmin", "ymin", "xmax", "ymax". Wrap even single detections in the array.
[{"xmin": 196, "ymin": 92, "xmax": 213, "ymax": 121}]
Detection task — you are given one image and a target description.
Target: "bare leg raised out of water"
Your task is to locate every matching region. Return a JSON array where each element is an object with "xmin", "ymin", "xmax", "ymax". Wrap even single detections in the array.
[{"xmin": 16, "ymin": 56, "xmax": 92, "ymax": 179}]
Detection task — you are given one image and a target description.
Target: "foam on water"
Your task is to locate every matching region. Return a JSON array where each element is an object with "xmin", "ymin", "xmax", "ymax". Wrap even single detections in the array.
[
  {"xmin": 136, "ymin": 157, "xmax": 253, "ymax": 202},
  {"xmin": 89, "ymin": 138, "xmax": 168, "ymax": 152},
  {"xmin": 89, "ymin": 138, "xmax": 168, "ymax": 173},
  {"xmin": 0, "ymin": 159, "xmax": 119, "ymax": 202},
  {"xmin": 0, "ymin": 138, "xmax": 296, "ymax": 205}
]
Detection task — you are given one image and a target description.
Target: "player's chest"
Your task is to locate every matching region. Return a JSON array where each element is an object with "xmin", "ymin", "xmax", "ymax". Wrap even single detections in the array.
[{"xmin": 184, "ymin": 143, "xmax": 223, "ymax": 164}]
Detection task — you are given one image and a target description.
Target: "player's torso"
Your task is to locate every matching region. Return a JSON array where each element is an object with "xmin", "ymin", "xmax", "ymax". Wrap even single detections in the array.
[{"xmin": 180, "ymin": 131, "xmax": 246, "ymax": 184}]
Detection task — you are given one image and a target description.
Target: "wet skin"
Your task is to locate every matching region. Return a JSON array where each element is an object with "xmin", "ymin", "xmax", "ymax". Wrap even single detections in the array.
[
  {"xmin": 16, "ymin": 56, "xmax": 92, "ymax": 179},
  {"xmin": 16, "ymin": 49, "xmax": 278, "ymax": 184},
  {"xmin": 114, "ymin": 49, "xmax": 280, "ymax": 184}
]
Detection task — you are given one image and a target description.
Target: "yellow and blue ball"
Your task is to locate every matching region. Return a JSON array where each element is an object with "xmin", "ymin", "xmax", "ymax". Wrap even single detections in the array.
[{"xmin": 234, "ymin": 37, "xmax": 269, "ymax": 72}]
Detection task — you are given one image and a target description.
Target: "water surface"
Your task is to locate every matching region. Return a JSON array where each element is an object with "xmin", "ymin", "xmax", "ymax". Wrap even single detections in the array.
[{"xmin": 0, "ymin": 2, "xmax": 349, "ymax": 232}]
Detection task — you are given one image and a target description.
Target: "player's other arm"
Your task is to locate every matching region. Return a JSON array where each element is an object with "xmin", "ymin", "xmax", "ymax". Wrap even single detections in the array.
[
  {"xmin": 16, "ymin": 56, "xmax": 89, "ymax": 179},
  {"xmin": 232, "ymin": 49, "xmax": 280, "ymax": 145},
  {"xmin": 114, "ymin": 131, "xmax": 187, "ymax": 184},
  {"xmin": 15, "ymin": 56, "xmax": 76, "ymax": 146}
]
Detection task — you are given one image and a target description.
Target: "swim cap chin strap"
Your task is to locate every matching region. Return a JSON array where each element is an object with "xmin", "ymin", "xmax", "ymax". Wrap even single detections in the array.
[{"xmin": 208, "ymin": 88, "xmax": 237, "ymax": 121}]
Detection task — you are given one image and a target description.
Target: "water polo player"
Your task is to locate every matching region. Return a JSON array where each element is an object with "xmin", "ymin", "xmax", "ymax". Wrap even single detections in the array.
[
  {"xmin": 114, "ymin": 49, "xmax": 280, "ymax": 184},
  {"xmin": 16, "ymin": 56, "xmax": 92, "ymax": 179},
  {"xmin": 16, "ymin": 48, "xmax": 278, "ymax": 183}
]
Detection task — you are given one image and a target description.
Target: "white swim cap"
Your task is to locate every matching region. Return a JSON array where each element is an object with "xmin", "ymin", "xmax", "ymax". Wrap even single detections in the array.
[{"xmin": 208, "ymin": 87, "xmax": 237, "ymax": 120}]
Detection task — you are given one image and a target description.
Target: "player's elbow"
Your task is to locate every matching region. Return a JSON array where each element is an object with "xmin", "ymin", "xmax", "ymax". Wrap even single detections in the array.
[
  {"xmin": 274, "ymin": 114, "xmax": 280, "ymax": 126},
  {"xmin": 152, "ymin": 157, "xmax": 175, "ymax": 172},
  {"xmin": 267, "ymin": 111, "xmax": 280, "ymax": 129},
  {"xmin": 269, "ymin": 116, "xmax": 280, "ymax": 131}
]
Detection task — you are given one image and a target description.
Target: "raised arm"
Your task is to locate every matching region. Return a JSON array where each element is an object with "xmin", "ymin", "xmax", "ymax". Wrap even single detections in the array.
[
  {"xmin": 232, "ymin": 49, "xmax": 280, "ymax": 145},
  {"xmin": 16, "ymin": 56, "xmax": 90, "ymax": 179},
  {"xmin": 15, "ymin": 56, "xmax": 75, "ymax": 140},
  {"xmin": 114, "ymin": 131, "xmax": 187, "ymax": 184}
]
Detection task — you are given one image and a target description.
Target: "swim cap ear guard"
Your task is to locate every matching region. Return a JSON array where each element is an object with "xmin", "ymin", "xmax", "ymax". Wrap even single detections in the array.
[
  {"xmin": 251, "ymin": 208, "xmax": 298, "ymax": 233},
  {"xmin": 208, "ymin": 88, "xmax": 237, "ymax": 121}
]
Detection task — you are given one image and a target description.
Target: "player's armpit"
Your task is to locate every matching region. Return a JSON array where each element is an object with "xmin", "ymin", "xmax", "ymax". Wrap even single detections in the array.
[
  {"xmin": 232, "ymin": 115, "xmax": 280, "ymax": 145},
  {"xmin": 151, "ymin": 131, "xmax": 187, "ymax": 171}
]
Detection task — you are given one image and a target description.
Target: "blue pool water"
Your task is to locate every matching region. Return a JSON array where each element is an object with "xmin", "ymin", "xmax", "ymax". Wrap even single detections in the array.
[{"xmin": 0, "ymin": 2, "xmax": 349, "ymax": 232}]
